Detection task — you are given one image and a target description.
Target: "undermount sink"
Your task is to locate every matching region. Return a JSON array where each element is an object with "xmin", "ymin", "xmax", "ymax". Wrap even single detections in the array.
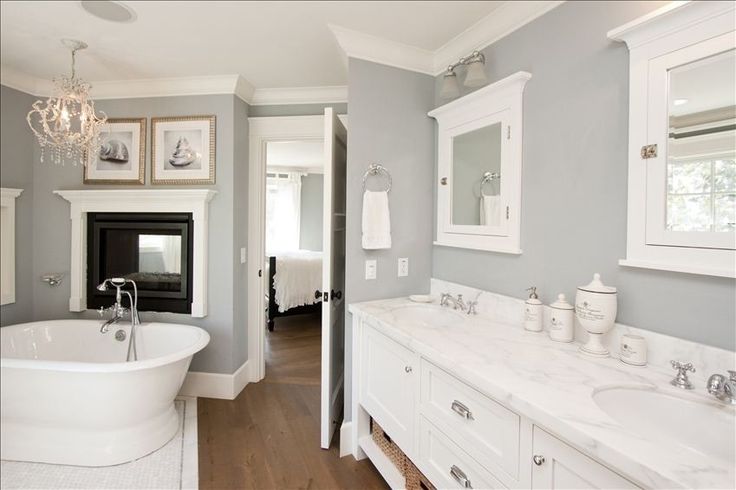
[
  {"xmin": 593, "ymin": 386, "xmax": 735, "ymax": 463},
  {"xmin": 383, "ymin": 304, "xmax": 465, "ymax": 327}
]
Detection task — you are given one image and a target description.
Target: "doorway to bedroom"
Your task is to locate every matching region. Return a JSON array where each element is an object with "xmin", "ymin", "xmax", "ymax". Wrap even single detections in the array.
[{"xmin": 248, "ymin": 111, "xmax": 347, "ymax": 451}]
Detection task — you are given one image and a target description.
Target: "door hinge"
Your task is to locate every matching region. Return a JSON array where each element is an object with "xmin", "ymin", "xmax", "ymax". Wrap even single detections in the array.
[
  {"xmin": 258, "ymin": 269, "xmax": 262, "ymax": 277},
  {"xmin": 640, "ymin": 144, "xmax": 657, "ymax": 159},
  {"xmin": 507, "ymin": 126, "xmax": 511, "ymax": 140},
  {"xmin": 506, "ymin": 206, "xmax": 510, "ymax": 220}
]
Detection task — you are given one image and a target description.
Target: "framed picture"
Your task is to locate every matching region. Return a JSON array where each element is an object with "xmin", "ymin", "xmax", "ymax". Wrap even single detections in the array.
[
  {"xmin": 151, "ymin": 115, "xmax": 216, "ymax": 185},
  {"xmin": 84, "ymin": 118, "xmax": 146, "ymax": 184}
]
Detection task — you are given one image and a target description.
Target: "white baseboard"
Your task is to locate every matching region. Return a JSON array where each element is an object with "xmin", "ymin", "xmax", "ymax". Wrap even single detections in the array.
[
  {"xmin": 179, "ymin": 360, "xmax": 250, "ymax": 400},
  {"xmin": 339, "ymin": 421, "xmax": 353, "ymax": 458}
]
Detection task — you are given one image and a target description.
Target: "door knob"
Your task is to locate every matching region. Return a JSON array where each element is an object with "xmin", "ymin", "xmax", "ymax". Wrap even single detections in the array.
[
  {"xmin": 533, "ymin": 455, "xmax": 545, "ymax": 466},
  {"xmin": 314, "ymin": 290, "xmax": 322, "ymax": 299},
  {"xmin": 331, "ymin": 289, "xmax": 342, "ymax": 300},
  {"xmin": 315, "ymin": 290, "xmax": 328, "ymax": 301}
]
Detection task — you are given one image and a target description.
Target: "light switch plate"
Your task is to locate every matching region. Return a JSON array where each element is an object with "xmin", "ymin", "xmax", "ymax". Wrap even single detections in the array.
[
  {"xmin": 240, "ymin": 247, "xmax": 247, "ymax": 264},
  {"xmin": 365, "ymin": 259, "xmax": 377, "ymax": 280},
  {"xmin": 398, "ymin": 257, "xmax": 409, "ymax": 277}
]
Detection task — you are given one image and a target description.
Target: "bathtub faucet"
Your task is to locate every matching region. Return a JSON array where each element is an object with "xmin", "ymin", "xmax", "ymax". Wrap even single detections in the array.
[{"xmin": 97, "ymin": 278, "xmax": 140, "ymax": 361}]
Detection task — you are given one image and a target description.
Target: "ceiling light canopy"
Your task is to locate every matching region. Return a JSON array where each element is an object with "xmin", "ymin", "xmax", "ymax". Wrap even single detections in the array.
[
  {"xmin": 26, "ymin": 39, "xmax": 107, "ymax": 166},
  {"xmin": 440, "ymin": 50, "xmax": 488, "ymax": 99},
  {"xmin": 80, "ymin": 1, "xmax": 136, "ymax": 23}
]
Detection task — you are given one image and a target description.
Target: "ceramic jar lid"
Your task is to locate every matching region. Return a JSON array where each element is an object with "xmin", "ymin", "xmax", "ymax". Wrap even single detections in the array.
[
  {"xmin": 578, "ymin": 273, "xmax": 616, "ymax": 294},
  {"xmin": 550, "ymin": 293, "xmax": 574, "ymax": 310}
]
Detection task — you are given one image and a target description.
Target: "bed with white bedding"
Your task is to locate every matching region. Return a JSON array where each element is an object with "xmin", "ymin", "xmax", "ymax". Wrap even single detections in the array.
[{"xmin": 267, "ymin": 250, "xmax": 322, "ymax": 330}]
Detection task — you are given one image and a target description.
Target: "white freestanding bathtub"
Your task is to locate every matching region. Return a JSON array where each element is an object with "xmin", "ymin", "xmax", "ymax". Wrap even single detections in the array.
[{"xmin": 0, "ymin": 320, "xmax": 210, "ymax": 466}]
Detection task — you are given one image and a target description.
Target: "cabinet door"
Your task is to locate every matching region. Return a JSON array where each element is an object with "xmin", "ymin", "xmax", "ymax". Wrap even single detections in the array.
[
  {"xmin": 531, "ymin": 427, "xmax": 639, "ymax": 489},
  {"xmin": 360, "ymin": 325, "xmax": 416, "ymax": 452}
]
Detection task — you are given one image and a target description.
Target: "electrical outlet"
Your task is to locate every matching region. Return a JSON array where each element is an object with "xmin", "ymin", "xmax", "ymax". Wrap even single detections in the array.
[
  {"xmin": 365, "ymin": 259, "xmax": 377, "ymax": 280},
  {"xmin": 398, "ymin": 257, "xmax": 409, "ymax": 277},
  {"xmin": 240, "ymin": 247, "xmax": 247, "ymax": 264}
]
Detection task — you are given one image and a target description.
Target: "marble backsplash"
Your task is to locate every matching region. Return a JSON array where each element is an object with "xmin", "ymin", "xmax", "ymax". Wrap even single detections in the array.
[{"xmin": 430, "ymin": 278, "xmax": 736, "ymax": 382}]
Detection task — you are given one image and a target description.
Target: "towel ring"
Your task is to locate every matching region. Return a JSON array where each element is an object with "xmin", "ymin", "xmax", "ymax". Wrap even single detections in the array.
[
  {"xmin": 476, "ymin": 171, "xmax": 500, "ymax": 198},
  {"xmin": 362, "ymin": 163, "xmax": 392, "ymax": 192}
]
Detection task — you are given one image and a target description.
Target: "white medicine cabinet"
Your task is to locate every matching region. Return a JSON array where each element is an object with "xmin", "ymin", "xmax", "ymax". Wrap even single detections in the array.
[
  {"xmin": 429, "ymin": 71, "xmax": 531, "ymax": 254},
  {"xmin": 610, "ymin": 1, "xmax": 736, "ymax": 278}
]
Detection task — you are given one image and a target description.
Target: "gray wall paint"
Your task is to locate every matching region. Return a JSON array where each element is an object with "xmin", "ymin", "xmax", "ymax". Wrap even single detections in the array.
[
  {"xmin": 432, "ymin": 1, "xmax": 736, "ymax": 351},
  {"xmin": 20, "ymin": 93, "xmax": 246, "ymax": 374},
  {"xmin": 0, "ymin": 85, "xmax": 35, "ymax": 326},
  {"xmin": 345, "ymin": 58, "xmax": 435, "ymax": 419},
  {"xmin": 248, "ymin": 102, "xmax": 347, "ymax": 118},
  {"xmin": 232, "ymin": 96, "xmax": 250, "ymax": 369},
  {"xmin": 300, "ymin": 173, "xmax": 323, "ymax": 251}
]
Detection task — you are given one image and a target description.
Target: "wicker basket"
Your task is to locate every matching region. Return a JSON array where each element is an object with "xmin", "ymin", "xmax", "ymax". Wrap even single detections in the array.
[
  {"xmin": 405, "ymin": 461, "xmax": 436, "ymax": 490},
  {"xmin": 371, "ymin": 419, "xmax": 408, "ymax": 476}
]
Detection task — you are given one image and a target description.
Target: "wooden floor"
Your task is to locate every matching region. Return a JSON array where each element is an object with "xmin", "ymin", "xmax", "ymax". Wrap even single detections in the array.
[{"xmin": 198, "ymin": 313, "xmax": 387, "ymax": 490}]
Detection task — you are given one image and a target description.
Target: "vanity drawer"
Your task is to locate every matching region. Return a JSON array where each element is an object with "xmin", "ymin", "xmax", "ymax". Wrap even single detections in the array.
[
  {"xmin": 418, "ymin": 416, "xmax": 506, "ymax": 489},
  {"xmin": 420, "ymin": 360, "xmax": 520, "ymax": 479}
]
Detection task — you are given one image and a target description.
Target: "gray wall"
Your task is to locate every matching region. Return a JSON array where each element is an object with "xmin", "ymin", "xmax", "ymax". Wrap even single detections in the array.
[
  {"xmin": 0, "ymin": 85, "xmax": 35, "ymax": 326},
  {"xmin": 345, "ymin": 58, "xmax": 436, "ymax": 418},
  {"xmin": 17, "ymin": 93, "xmax": 248, "ymax": 374},
  {"xmin": 299, "ymin": 173, "xmax": 323, "ymax": 251},
  {"xmin": 249, "ymin": 102, "xmax": 347, "ymax": 118},
  {"xmin": 432, "ymin": 1, "xmax": 736, "ymax": 351}
]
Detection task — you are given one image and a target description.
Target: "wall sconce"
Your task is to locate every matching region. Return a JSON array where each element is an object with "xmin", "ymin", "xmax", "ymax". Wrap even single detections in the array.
[{"xmin": 440, "ymin": 50, "xmax": 488, "ymax": 99}]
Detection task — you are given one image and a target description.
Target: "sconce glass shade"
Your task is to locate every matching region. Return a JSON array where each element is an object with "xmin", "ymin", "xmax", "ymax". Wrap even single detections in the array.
[
  {"xmin": 440, "ymin": 71, "xmax": 460, "ymax": 99},
  {"xmin": 464, "ymin": 60, "xmax": 487, "ymax": 87}
]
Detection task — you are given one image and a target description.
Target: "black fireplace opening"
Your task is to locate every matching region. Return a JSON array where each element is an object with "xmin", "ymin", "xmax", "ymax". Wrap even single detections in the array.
[{"xmin": 87, "ymin": 212, "xmax": 194, "ymax": 314}]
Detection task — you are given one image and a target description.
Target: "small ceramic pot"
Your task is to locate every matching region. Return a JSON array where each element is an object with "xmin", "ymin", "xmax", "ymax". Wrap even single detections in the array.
[{"xmin": 575, "ymin": 273, "xmax": 617, "ymax": 357}]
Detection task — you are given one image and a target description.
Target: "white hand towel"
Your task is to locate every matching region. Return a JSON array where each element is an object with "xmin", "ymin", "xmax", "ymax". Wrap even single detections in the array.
[
  {"xmin": 480, "ymin": 195, "xmax": 501, "ymax": 226},
  {"xmin": 362, "ymin": 190, "xmax": 391, "ymax": 249}
]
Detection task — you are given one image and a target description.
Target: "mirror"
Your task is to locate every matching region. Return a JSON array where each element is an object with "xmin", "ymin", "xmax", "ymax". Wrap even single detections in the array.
[
  {"xmin": 666, "ymin": 49, "xmax": 736, "ymax": 233},
  {"xmin": 451, "ymin": 122, "xmax": 502, "ymax": 226},
  {"xmin": 138, "ymin": 234, "xmax": 182, "ymax": 274}
]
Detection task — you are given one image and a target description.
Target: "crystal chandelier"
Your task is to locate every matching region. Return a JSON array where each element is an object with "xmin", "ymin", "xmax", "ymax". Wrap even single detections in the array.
[{"xmin": 26, "ymin": 39, "xmax": 107, "ymax": 166}]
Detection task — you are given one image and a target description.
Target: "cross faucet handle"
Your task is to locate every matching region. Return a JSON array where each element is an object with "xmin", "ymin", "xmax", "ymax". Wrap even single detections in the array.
[{"xmin": 670, "ymin": 360, "xmax": 696, "ymax": 390}]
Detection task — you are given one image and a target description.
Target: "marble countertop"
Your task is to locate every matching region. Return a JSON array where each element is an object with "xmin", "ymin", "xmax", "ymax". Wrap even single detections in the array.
[{"xmin": 349, "ymin": 297, "xmax": 736, "ymax": 490}]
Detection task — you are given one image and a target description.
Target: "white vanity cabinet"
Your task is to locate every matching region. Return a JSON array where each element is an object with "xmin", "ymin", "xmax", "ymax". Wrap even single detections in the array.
[
  {"xmin": 351, "ymin": 318, "xmax": 641, "ymax": 490},
  {"xmin": 359, "ymin": 323, "xmax": 418, "ymax": 455},
  {"xmin": 531, "ymin": 427, "xmax": 639, "ymax": 489}
]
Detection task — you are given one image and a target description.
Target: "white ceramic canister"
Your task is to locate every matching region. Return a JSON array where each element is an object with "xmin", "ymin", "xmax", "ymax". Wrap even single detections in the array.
[
  {"xmin": 524, "ymin": 287, "xmax": 544, "ymax": 332},
  {"xmin": 549, "ymin": 293, "xmax": 574, "ymax": 343},
  {"xmin": 575, "ymin": 273, "xmax": 617, "ymax": 357},
  {"xmin": 620, "ymin": 334, "xmax": 647, "ymax": 366}
]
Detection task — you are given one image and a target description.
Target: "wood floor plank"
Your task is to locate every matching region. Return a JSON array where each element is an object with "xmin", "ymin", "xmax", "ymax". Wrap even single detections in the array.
[{"xmin": 198, "ymin": 313, "xmax": 387, "ymax": 490}]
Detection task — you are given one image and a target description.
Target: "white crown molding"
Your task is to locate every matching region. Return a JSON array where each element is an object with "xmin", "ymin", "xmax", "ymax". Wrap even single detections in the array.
[
  {"xmin": 433, "ymin": 0, "xmax": 565, "ymax": 74},
  {"xmin": 1, "ymin": 67, "xmax": 345, "ymax": 106},
  {"xmin": 250, "ymin": 85, "xmax": 348, "ymax": 106},
  {"xmin": 329, "ymin": 1, "xmax": 564, "ymax": 77},
  {"xmin": 607, "ymin": 0, "xmax": 734, "ymax": 49},
  {"xmin": 329, "ymin": 24, "xmax": 435, "ymax": 75}
]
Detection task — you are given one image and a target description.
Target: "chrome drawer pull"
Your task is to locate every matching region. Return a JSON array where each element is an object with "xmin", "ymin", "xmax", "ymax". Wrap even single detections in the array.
[
  {"xmin": 450, "ymin": 464, "xmax": 472, "ymax": 488},
  {"xmin": 451, "ymin": 400, "xmax": 473, "ymax": 420}
]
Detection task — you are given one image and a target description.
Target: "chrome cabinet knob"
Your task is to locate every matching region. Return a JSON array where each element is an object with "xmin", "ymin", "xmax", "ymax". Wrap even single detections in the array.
[
  {"xmin": 405, "ymin": 365, "xmax": 412, "ymax": 373},
  {"xmin": 533, "ymin": 455, "xmax": 545, "ymax": 466}
]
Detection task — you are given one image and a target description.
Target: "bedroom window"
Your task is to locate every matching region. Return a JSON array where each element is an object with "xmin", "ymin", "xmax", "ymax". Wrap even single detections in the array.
[{"xmin": 266, "ymin": 171, "xmax": 304, "ymax": 253}]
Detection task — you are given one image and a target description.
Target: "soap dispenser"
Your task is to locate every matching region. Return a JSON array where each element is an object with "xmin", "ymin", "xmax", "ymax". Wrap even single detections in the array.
[{"xmin": 524, "ymin": 287, "xmax": 543, "ymax": 332}]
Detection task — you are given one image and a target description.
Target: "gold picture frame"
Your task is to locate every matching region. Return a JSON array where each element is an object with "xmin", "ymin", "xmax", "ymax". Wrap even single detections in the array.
[
  {"xmin": 151, "ymin": 115, "xmax": 216, "ymax": 185},
  {"xmin": 84, "ymin": 118, "xmax": 146, "ymax": 185}
]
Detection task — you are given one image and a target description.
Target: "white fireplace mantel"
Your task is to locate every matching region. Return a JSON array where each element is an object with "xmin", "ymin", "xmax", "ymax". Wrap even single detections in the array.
[{"xmin": 54, "ymin": 189, "xmax": 217, "ymax": 318}]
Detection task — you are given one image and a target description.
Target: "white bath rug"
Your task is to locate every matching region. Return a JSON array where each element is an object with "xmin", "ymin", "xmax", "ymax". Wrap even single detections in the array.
[{"xmin": 1, "ymin": 397, "xmax": 198, "ymax": 490}]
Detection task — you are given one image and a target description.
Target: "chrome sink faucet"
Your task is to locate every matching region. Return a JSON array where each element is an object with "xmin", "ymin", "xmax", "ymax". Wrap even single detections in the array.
[
  {"xmin": 707, "ymin": 370, "xmax": 736, "ymax": 405},
  {"xmin": 670, "ymin": 360, "xmax": 696, "ymax": 390},
  {"xmin": 440, "ymin": 293, "xmax": 478, "ymax": 315}
]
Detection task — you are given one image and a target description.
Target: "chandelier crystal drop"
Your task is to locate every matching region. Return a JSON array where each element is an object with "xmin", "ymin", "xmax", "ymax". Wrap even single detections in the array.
[{"xmin": 26, "ymin": 39, "xmax": 107, "ymax": 166}]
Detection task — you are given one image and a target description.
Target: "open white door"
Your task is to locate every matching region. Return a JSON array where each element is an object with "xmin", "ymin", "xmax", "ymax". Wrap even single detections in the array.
[{"xmin": 320, "ymin": 108, "xmax": 347, "ymax": 449}]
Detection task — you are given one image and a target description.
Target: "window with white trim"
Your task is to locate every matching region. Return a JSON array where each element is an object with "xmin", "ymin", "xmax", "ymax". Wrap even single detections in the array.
[{"xmin": 265, "ymin": 171, "xmax": 303, "ymax": 253}]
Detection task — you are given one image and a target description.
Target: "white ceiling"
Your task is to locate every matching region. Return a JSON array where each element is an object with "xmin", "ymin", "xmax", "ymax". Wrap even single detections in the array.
[
  {"xmin": 0, "ymin": 1, "xmax": 505, "ymax": 89},
  {"xmin": 266, "ymin": 140, "xmax": 323, "ymax": 170}
]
